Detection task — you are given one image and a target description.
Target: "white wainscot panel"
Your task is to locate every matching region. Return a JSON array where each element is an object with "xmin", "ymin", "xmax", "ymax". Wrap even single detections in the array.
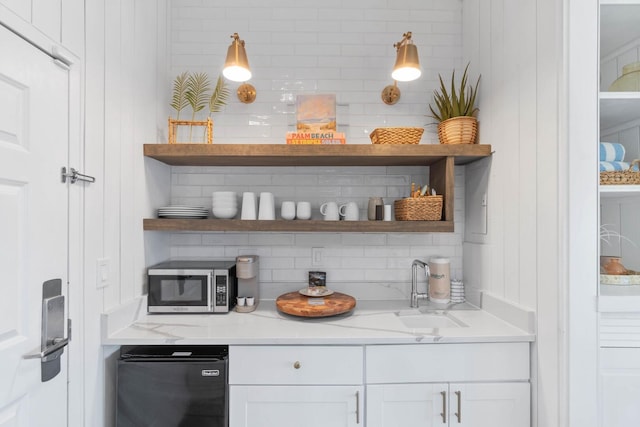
[{"xmin": 600, "ymin": 313, "xmax": 640, "ymax": 347}]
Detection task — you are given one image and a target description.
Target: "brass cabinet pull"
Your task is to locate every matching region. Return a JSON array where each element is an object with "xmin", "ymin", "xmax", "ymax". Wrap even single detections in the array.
[
  {"xmin": 455, "ymin": 390, "xmax": 462, "ymax": 423},
  {"xmin": 293, "ymin": 361, "xmax": 301, "ymax": 369},
  {"xmin": 440, "ymin": 391, "xmax": 447, "ymax": 423},
  {"xmin": 356, "ymin": 390, "xmax": 360, "ymax": 424}
]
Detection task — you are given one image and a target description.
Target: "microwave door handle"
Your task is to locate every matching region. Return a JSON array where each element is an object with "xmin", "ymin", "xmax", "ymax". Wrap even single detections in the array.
[{"xmin": 208, "ymin": 272, "xmax": 213, "ymax": 311}]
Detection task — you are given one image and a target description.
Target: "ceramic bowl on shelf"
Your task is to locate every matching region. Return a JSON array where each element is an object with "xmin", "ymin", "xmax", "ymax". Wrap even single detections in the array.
[{"xmin": 212, "ymin": 206, "xmax": 238, "ymax": 219}]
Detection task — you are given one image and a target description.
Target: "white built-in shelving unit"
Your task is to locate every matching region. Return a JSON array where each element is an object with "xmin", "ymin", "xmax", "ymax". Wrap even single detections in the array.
[{"xmin": 598, "ymin": 2, "xmax": 640, "ymax": 310}]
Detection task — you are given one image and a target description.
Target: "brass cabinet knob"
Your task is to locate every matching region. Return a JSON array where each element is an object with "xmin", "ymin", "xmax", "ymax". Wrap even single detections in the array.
[{"xmin": 293, "ymin": 361, "xmax": 301, "ymax": 369}]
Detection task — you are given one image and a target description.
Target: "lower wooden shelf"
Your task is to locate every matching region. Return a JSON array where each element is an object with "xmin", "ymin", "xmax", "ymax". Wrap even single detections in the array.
[{"xmin": 143, "ymin": 218, "xmax": 454, "ymax": 233}]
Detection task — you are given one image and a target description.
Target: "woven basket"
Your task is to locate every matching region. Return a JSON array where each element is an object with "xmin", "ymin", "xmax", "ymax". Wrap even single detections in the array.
[
  {"xmin": 394, "ymin": 196, "xmax": 443, "ymax": 221},
  {"xmin": 437, "ymin": 116, "xmax": 478, "ymax": 145},
  {"xmin": 370, "ymin": 127, "xmax": 424, "ymax": 145},
  {"xmin": 600, "ymin": 159, "xmax": 640, "ymax": 185}
]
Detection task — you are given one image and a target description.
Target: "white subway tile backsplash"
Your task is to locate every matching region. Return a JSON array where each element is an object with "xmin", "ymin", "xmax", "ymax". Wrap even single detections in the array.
[
  {"xmin": 169, "ymin": 233, "xmax": 202, "ymax": 246},
  {"xmin": 201, "ymin": 234, "xmax": 250, "ymax": 246},
  {"xmin": 272, "ymin": 269, "xmax": 307, "ymax": 282},
  {"xmin": 177, "ymin": 173, "xmax": 225, "ymax": 186},
  {"xmin": 387, "ymin": 233, "xmax": 434, "ymax": 246},
  {"xmin": 295, "ymin": 233, "xmax": 342, "ymax": 246},
  {"xmin": 248, "ymin": 234, "xmax": 295, "ymax": 246},
  {"xmin": 341, "ymin": 233, "xmax": 387, "ymax": 246},
  {"xmin": 167, "ymin": 0, "xmax": 465, "ymax": 299}
]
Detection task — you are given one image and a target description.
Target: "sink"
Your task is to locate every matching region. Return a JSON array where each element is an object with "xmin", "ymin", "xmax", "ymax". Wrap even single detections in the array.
[{"xmin": 396, "ymin": 310, "xmax": 467, "ymax": 329}]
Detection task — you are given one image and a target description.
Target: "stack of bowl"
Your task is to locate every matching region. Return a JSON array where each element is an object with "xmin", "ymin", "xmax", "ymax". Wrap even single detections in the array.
[{"xmin": 212, "ymin": 191, "xmax": 238, "ymax": 219}]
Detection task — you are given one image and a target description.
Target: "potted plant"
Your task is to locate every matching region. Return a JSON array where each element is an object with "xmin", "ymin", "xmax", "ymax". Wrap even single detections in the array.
[
  {"xmin": 428, "ymin": 63, "xmax": 480, "ymax": 145},
  {"xmin": 169, "ymin": 72, "xmax": 229, "ymax": 144}
]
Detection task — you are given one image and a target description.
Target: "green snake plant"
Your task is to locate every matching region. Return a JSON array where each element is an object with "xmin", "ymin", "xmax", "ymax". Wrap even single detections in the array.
[{"xmin": 428, "ymin": 63, "xmax": 480, "ymax": 122}]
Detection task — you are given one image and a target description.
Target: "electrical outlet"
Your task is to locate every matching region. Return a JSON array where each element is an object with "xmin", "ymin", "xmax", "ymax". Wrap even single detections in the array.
[
  {"xmin": 312, "ymin": 247, "xmax": 324, "ymax": 266},
  {"xmin": 96, "ymin": 258, "xmax": 110, "ymax": 289}
]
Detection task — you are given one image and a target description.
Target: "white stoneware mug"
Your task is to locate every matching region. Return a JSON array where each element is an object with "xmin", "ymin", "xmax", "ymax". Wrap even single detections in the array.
[
  {"xmin": 296, "ymin": 201, "xmax": 311, "ymax": 220},
  {"xmin": 258, "ymin": 192, "xmax": 275, "ymax": 220},
  {"xmin": 339, "ymin": 202, "xmax": 359, "ymax": 221},
  {"xmin": 383, "ymin": 204, "xmax": 392, "ymax": 221},
  {"xmin": 241, "ymin": 192, "xmax": 257, "ymax": 220},
  {"xmin": 320, "ymin": 201, "xmax": 339, "ymax": 221},
  {"xmin": 281, "ymin": 201, "xmax": 296, "ymax": 220}
]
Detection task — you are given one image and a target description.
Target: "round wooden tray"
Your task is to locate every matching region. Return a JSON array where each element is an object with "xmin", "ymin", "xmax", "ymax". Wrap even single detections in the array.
[{"xmin": 275, "ymin": 291, "xmax": 356, "ymax": 318}]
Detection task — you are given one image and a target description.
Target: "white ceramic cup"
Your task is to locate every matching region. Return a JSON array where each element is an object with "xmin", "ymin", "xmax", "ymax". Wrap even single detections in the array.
[
  {"xmin": 241, "ymin": 192, "xmax": 257, "ymax": 220},
  {"xmin": 258, "ymin": 192, "xmax": 275, "ymax": 220},
  {"xmin": 236, "ymin": 296, "xmax": 246, "ymax": 307},
  {"xmin": 296, "ymin": 201, "xmax": 311, "ymax": 220},
  {"xmin": 320, "ymin": 201, "xmax": 339, "ymax": 221},
  {"xmin": 281, "ymin": 201, "xmax": 296, "ymax": 220},
  {"xmin": 246, "ymin": 297, "xmax": 255, "ymax": 307},
  {"xmin": 339, "ymin": 202, "xmax": 359, "ymax": 221},
  {"xmin": 383, "ymin": 204, "xmax": 392, "ymax": 221}
]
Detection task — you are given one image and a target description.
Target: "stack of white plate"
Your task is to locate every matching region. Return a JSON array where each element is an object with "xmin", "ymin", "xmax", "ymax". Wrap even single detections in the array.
[
  {"xmin": 450, "ymin": 279, "xmax": 465, "ymax": 303},
  {"xmin": 157, "ymin": 205, "xmax": 208, "ymax": 219},
  {"xmin": 212, "ymin": 191, "xmax": 238, "ymax": 219}
]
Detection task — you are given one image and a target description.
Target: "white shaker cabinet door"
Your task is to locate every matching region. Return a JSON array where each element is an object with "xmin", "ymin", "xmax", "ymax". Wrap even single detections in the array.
[
  {"xmin": 230, "ymin": 385, "xmax": 363, "ymax": 427},
  {"xmin": 600, "ymin": 347, "xmax": 640, "ymax": 427},
  {"xmin": 450, "ymin": 382, "xmax": 530, "ymax": 427},
  {"xmin": 366, "ymin": 382, "xmax": 529, "ymax": 427},
  {"xmin": 367, "ymin": 383, "xmax": 449, "ymax": 427}
]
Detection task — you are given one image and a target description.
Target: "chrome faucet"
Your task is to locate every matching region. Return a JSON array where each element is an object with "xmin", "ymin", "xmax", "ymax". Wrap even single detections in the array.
[{"xmin": 411, "ymin": 259, "xmax": 429, "ymax": 308}]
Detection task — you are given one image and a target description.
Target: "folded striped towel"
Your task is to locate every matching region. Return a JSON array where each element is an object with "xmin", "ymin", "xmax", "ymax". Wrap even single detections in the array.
[
  {"xmin": 600, "ymin": 161, "xmax": 631, "ymax": 171},
  {"xmin": 600, "ymin": 142, "xmax": 626, "ymax": 162}
]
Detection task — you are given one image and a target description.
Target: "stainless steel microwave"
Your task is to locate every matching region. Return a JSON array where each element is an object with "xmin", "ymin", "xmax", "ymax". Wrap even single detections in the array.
[{"xmin": 147, "ymin": 260, "xmax": 237, "ymax": 313}]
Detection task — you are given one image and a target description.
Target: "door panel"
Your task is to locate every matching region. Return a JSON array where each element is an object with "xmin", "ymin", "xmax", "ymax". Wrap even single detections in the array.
[
  {"xmin": 367, "ymin": 383, "xmax": 447, "ymax": 427},
  {"xmin": 0, "ymin": 23, "xmax": 69, "ymax": 427},
  {"xmin": 452, "ymin": 382, "xmax": 530, "ymax": 427},
  {"xmin": 231, "ymin": 385, "xmax": 362, "ymax": 427}
]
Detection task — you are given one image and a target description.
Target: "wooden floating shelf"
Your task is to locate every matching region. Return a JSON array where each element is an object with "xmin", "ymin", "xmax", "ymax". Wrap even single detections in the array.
[
  {"xmin": 143, "ymin": 143, "xmax": 492, "ymax": 233},
  {"xmin": 143, "ymin": 218, "xmax": 454, "ymax": 233},
  {"xmin": 143, "ymin": 143, "xmax": 492, "ymax": 167}
]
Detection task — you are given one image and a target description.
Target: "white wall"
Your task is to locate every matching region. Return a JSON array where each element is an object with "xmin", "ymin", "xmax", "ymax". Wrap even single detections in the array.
[
  {"xmin": 462, "ymin": 0, "xmax": 565, "ymax": 426},
  {"xmin": 84, "ymin": 0, "xmax": 168, "ymax": 425},
  {"xmin": 160, "ymin": 0, "xmax": 469, "ymax": 298},
  {"xmin": 167, "ymin": 0, "xmax": 463, "ymax": 144},
  {"xmin": 168, "ymin": 165, "xmax": 466, "ymax": 299}
]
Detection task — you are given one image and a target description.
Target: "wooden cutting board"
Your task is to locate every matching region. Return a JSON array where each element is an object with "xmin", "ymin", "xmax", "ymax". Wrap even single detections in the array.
[{"xmin": 276, "ymin": 291, "xmax": 356, "ymax": 318}]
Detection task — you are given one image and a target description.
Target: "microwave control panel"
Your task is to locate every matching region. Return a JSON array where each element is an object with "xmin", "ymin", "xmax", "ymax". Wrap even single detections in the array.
[{"xmin": 214, "ymin": 270, "xmax": 229, "ymax": 311}]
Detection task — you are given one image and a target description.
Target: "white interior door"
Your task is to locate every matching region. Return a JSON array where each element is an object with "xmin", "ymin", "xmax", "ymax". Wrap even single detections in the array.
[{"xmin": 0, "ymin": 24, "xmax": 69, "ymax": 426}]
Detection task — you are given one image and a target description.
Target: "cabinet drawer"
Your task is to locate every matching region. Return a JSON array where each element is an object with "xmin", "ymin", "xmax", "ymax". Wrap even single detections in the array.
[
  {"xmin": 229, "ymin": 345, "xmax": 363, "ymax": 385},
  {"xmin": 366, "ymin": 342, "xmax": 529, "ymax": 383}
]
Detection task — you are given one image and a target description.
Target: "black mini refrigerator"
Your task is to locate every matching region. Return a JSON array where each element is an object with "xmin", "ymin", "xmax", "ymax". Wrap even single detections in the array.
[{"xmin": 116, "ymin": 345, "xmax": 229, "ymax": 427}]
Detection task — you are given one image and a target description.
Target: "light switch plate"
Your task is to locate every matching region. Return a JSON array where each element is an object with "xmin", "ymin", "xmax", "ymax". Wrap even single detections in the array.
[
  {"xmin": 312, "ymin": 247, "xmax": 324, "ymax": 266},
  {"xmin": 96, "ymin": 258, "xmax": 110, "ymax": 289}
]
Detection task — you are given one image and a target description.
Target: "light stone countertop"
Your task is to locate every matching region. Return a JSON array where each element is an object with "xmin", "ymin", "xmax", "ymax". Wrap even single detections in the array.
[{"xmin": 103, "ymin": 299, "xmax": 534, "ymax": 345}]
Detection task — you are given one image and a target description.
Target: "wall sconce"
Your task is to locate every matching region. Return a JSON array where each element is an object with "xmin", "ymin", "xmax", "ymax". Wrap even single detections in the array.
[
  {"xmin": 223, "ymin": 33, "xmax": 257, "ymax": 104},
  {"xmin": 381, "ymin": 32, "xmax": 421, "ymax": 105}
]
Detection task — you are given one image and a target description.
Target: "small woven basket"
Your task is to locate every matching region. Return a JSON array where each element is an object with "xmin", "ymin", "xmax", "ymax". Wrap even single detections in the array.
[
  {"xmin": 437, "ymin": 116, "xmax": 478, "ymax": 145},
  {"xmin": 394, "ymin": 196, "xmax": 443, "ymax": 221},
  {"xmin": 370, "ymin": 127, "xmax": 424, "ymax": 145},
  {"xmin": 600, "ymin": 160, "xmax": 640, "ymax": 185}
]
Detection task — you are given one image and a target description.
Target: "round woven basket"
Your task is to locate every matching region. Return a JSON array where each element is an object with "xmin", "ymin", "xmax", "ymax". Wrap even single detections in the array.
[{"xmin": 437, "ymin": 116, "xmax": 478, "ymax": 145}]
